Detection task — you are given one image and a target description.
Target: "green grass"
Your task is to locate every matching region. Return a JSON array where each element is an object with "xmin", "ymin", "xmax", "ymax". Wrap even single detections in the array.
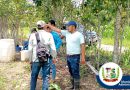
[
  {"xmin": 102, "ymin": 38, "xmax": 130, "ymax": 48},
  {"xmin": 0, "ymin": 75, "xmax": 7, "ymax": 90},
  {"xmin": 24, "ymin": 64, "xmax": 31, "ymax": 73},
  {"xmin": 102, "ymin": 38, "xmax": 114, "ymax": 45},
  {"xmin": 121, "ymin": 65, "xmax": 130, "ymax": 75},
  {"xmin": 101, "ymin": 23, "xmax": 130, "ymax": 48}
]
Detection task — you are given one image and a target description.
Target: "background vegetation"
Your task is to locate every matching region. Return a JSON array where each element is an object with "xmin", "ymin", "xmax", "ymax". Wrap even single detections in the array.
[{"xmin": 0, "ymin": 0, "xmax": 130, "ymax": 77}]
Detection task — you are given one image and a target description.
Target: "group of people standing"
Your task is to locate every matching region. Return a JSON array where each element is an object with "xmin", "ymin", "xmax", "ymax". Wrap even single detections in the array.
[{"xmin": 28, "ymin": 20, "xmax": 85, "ymax": 90}]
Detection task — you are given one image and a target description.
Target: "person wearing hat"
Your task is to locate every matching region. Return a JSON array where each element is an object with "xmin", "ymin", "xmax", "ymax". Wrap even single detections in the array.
[
  {"xmin": 47, "ymin": 21, "xmax": 85, "ymax": 90},
  {"xmin": 28, "ymin": 20, "xmax": 57, "ymax": 90},
  {"xmin": 38, "ymin": 20, "xmax": 62, "ymax": 82}
]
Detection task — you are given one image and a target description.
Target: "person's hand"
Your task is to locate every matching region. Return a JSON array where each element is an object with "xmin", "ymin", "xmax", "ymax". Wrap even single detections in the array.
[
  {"xmin": 29, "ymin": 61, "xmax": 32, "ymax": 65},
  {"xmin": 81, "ymin": 58, "xmax": 86, "ymax": 65},
  {"xmin": 53, "ymin": 59, "xmax": 57, "ymax": 64},
  {"xmin": 45, "ymin": 24, "xmax": 51, "ymax": 28}
]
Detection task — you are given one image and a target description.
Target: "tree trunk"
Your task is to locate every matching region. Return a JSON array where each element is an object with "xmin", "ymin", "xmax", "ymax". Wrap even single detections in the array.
[
  {"xmin": 119, "ymin": 23, "xmax": 125, "ymax": 63},
  {"xmin": 113, "ymin": 5, "xmax": 122, "ymax": 63},
  {"xmin": 0, "ymin": 17, "xmax": 2, "ymax": 39},
  {"xmin": 127, "ymin": 0, "xmax": 130, "ymax": 26},
  {"xmin": 97, "ymin": 14, "xmax": 101, "ymax": 69}
]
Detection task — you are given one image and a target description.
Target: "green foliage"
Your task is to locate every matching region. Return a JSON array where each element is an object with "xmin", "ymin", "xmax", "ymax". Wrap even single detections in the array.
[
  {"xmin": 24, "ymin": 64, "xmax": 31, "ymax": 73},
  {"xmin": 124, "ymin": 26, "xmax": 130, "ymax": 40},
  {"xmin": 0, "ymin": 0, "xmax": 37, "ymax": 39},
  {"xmin": 0, "ymin": 0, "xmax": 129, "ymax": 40},
  {"xmin": 87, "ymin": 44, "xmax": 130, "ymax": 73},
  {"xmin": 120, "ymin": 49, "xmax": 130, "ymax": 75},
  {"xmin": 81, "ymin": 0, "xmax": 117, "ymax": 29},
  {"xmin": 98, "ymin": 49, "xmax": 113, "ymax": 64},
  {"xmin": 80, "ymin": 65, "xmax": 88, "ymax": 78},
  {"xmin": 33, "ymin": 0, "xmax": 42, "ymax": 6},
  {"xmin": 103, "ymin": 20, "xmax": 114, "ymax": 38},
  {"xmin": 0, "ymin": 75, "xmax": 7, "ymax": 90},
  {"xmin": 49, "ymin": 83, "xmax": 61, "ymax": 90},
  {"xmin": 120, "ymin": 49, "xmax": 130, "ymax": 66},
  {"xmin": 102, "ymin": 38, "xmax": 114, "ymax": 45},
  {"xmin": 87, "ymin": 45, "xmax": 113, "ymax": 62},
  {"xmin": 102, "ymin": 38, "xmax": 130, "ymax": 48},
  {"xmin": 86, "ymin": 45, "xmax": 113, "ymax": 70},
  {"xmin": 103, "ymin": 22, "xmax": 130, "ymax": 41}
]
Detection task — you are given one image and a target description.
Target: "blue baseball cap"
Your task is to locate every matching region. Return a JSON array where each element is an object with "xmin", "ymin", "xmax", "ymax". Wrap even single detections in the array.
[{"xmin": 67, "ymin": 21, "xmax": 77, "ymax": 27}]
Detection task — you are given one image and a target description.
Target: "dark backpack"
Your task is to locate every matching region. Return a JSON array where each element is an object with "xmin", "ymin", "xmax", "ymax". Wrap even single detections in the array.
[{"xmin": 35, "ymin": 32, "xmax": 51, "ymax": 65}]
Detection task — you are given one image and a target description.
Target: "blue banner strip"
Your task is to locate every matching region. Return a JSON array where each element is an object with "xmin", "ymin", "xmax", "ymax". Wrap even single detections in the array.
[{"xmin": 96, "ymin": 75, "xmax": 130, "ymax": 89}]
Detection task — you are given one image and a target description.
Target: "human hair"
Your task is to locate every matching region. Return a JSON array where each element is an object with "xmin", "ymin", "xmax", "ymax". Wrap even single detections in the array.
[
  {"xmin": 31, "ymin": 28, "xmax": 37, "ymax": 33},
  {"xmin": 49, "ymin": 20, "xmax": 56, "ymax": 26}
]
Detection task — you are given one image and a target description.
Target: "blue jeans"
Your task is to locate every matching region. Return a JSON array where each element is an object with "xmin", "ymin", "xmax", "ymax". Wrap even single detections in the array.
[
  {"xmin": 67, "ymin": 54, "xmax": 80, "ymax": 79},
  {"xmin": 49, "ymin": 59, "xmax": 56, "ymax": 80},
  {"xmin": 39, "ymin": 59, "xmax": 56, "ymax": 80},
  {"xmin": 30, "ymin": 61, "xmax": 50, "ymax": 90}
]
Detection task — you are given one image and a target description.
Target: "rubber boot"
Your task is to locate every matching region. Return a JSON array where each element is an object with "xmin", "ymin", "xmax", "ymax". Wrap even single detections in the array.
[
  {"xmin": 70, "ymin": 78, "xmax": 74, "ymax": 89},
  {"xmin": 74, "ymin": 79, "xmax": 80, "ymax": 90}
]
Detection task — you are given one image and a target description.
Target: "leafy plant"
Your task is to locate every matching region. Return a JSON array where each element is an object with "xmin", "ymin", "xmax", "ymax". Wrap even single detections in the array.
[
  {"xmin": 49, "ymin": 83, "xmax": 61, "ymax": 90},
  {"xmin": 120, "ymin": 49, "xmax": 130, "ymax": 66},
  {"xmin": 80, "ymin": 65, "xmax": 88, "ymax": 78}
]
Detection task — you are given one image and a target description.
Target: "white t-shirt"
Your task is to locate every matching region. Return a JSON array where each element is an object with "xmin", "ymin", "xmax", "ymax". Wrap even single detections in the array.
[
  {"xmin": 28, "ymin": 30, "xmax": 57, "ymax": 62},
  {"xmin": 61, "ymin": 30, "xmax": 85, "ymax": 55}
]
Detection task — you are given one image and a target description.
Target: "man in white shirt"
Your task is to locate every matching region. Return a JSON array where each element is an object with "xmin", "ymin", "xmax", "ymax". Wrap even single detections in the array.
[
  {"xmin": 28, "ymin": 20, "xmax": 57, "ymax": 90},
  {"xmin": 47, "ymin": 21, "xmax": 85, "ymax": 90}
]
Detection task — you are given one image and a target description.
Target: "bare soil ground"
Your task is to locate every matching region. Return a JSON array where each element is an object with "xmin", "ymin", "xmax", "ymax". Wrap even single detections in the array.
[
  {"xmin": 0, "ymin": 62, "xmax": 30, "ymax": 90},
  {"xmin": 0, "ymin": 57, "xmax": 106, "ymax": 90}
]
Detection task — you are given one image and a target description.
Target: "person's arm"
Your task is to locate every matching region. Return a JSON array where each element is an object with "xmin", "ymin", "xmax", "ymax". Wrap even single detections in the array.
[
  {"xmin": 28, "ymin": 33, "xmax": 35, "ymax": 64},
  {"xmin": 47, "ymin": 24, "xmax": 67, "ymax": 37},
  {"xmin": 47, "ymin": 24, "xmax": 61, "ymax": 33},
  {"xmin": 81, "ymin": 43, "xmax": 86, "ymax": 64},
  {"xmin": 80, "ymin": 33, "xmax": 86, "ymax": 64}
]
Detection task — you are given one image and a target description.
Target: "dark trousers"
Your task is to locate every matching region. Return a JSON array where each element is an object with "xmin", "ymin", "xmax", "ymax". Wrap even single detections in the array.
[
  {"xmin": 67, "ymin": 54, "xmax": 80, "ymax": 79},
  {"xmin": 30, "ymin": 61, "xmax": 50, "ymax": 90}
]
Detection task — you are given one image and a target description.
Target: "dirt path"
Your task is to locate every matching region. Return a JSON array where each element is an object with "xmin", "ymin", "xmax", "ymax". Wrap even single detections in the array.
[
  {"xmin": 0, "ymin": 62, "xmax": 30, "ymax": 90},
  {"xmin": 0, "ymin": 59, "xmax": 106, "ymax": 90}
]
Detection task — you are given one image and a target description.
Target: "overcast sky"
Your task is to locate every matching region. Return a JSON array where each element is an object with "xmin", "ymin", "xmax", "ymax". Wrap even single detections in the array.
[
  {"xmin": 72, "ymin": 0, "xmax": 83, "ymax": 7},
  {"xmin": 27, "ymin": 0, "xmax": 83, "ymax": 7}
]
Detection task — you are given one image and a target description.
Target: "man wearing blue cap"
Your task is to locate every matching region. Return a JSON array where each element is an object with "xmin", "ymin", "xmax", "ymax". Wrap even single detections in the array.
[{"xmin": 47, "ymin": 21, "xmax": 85, "ymax": 90}]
